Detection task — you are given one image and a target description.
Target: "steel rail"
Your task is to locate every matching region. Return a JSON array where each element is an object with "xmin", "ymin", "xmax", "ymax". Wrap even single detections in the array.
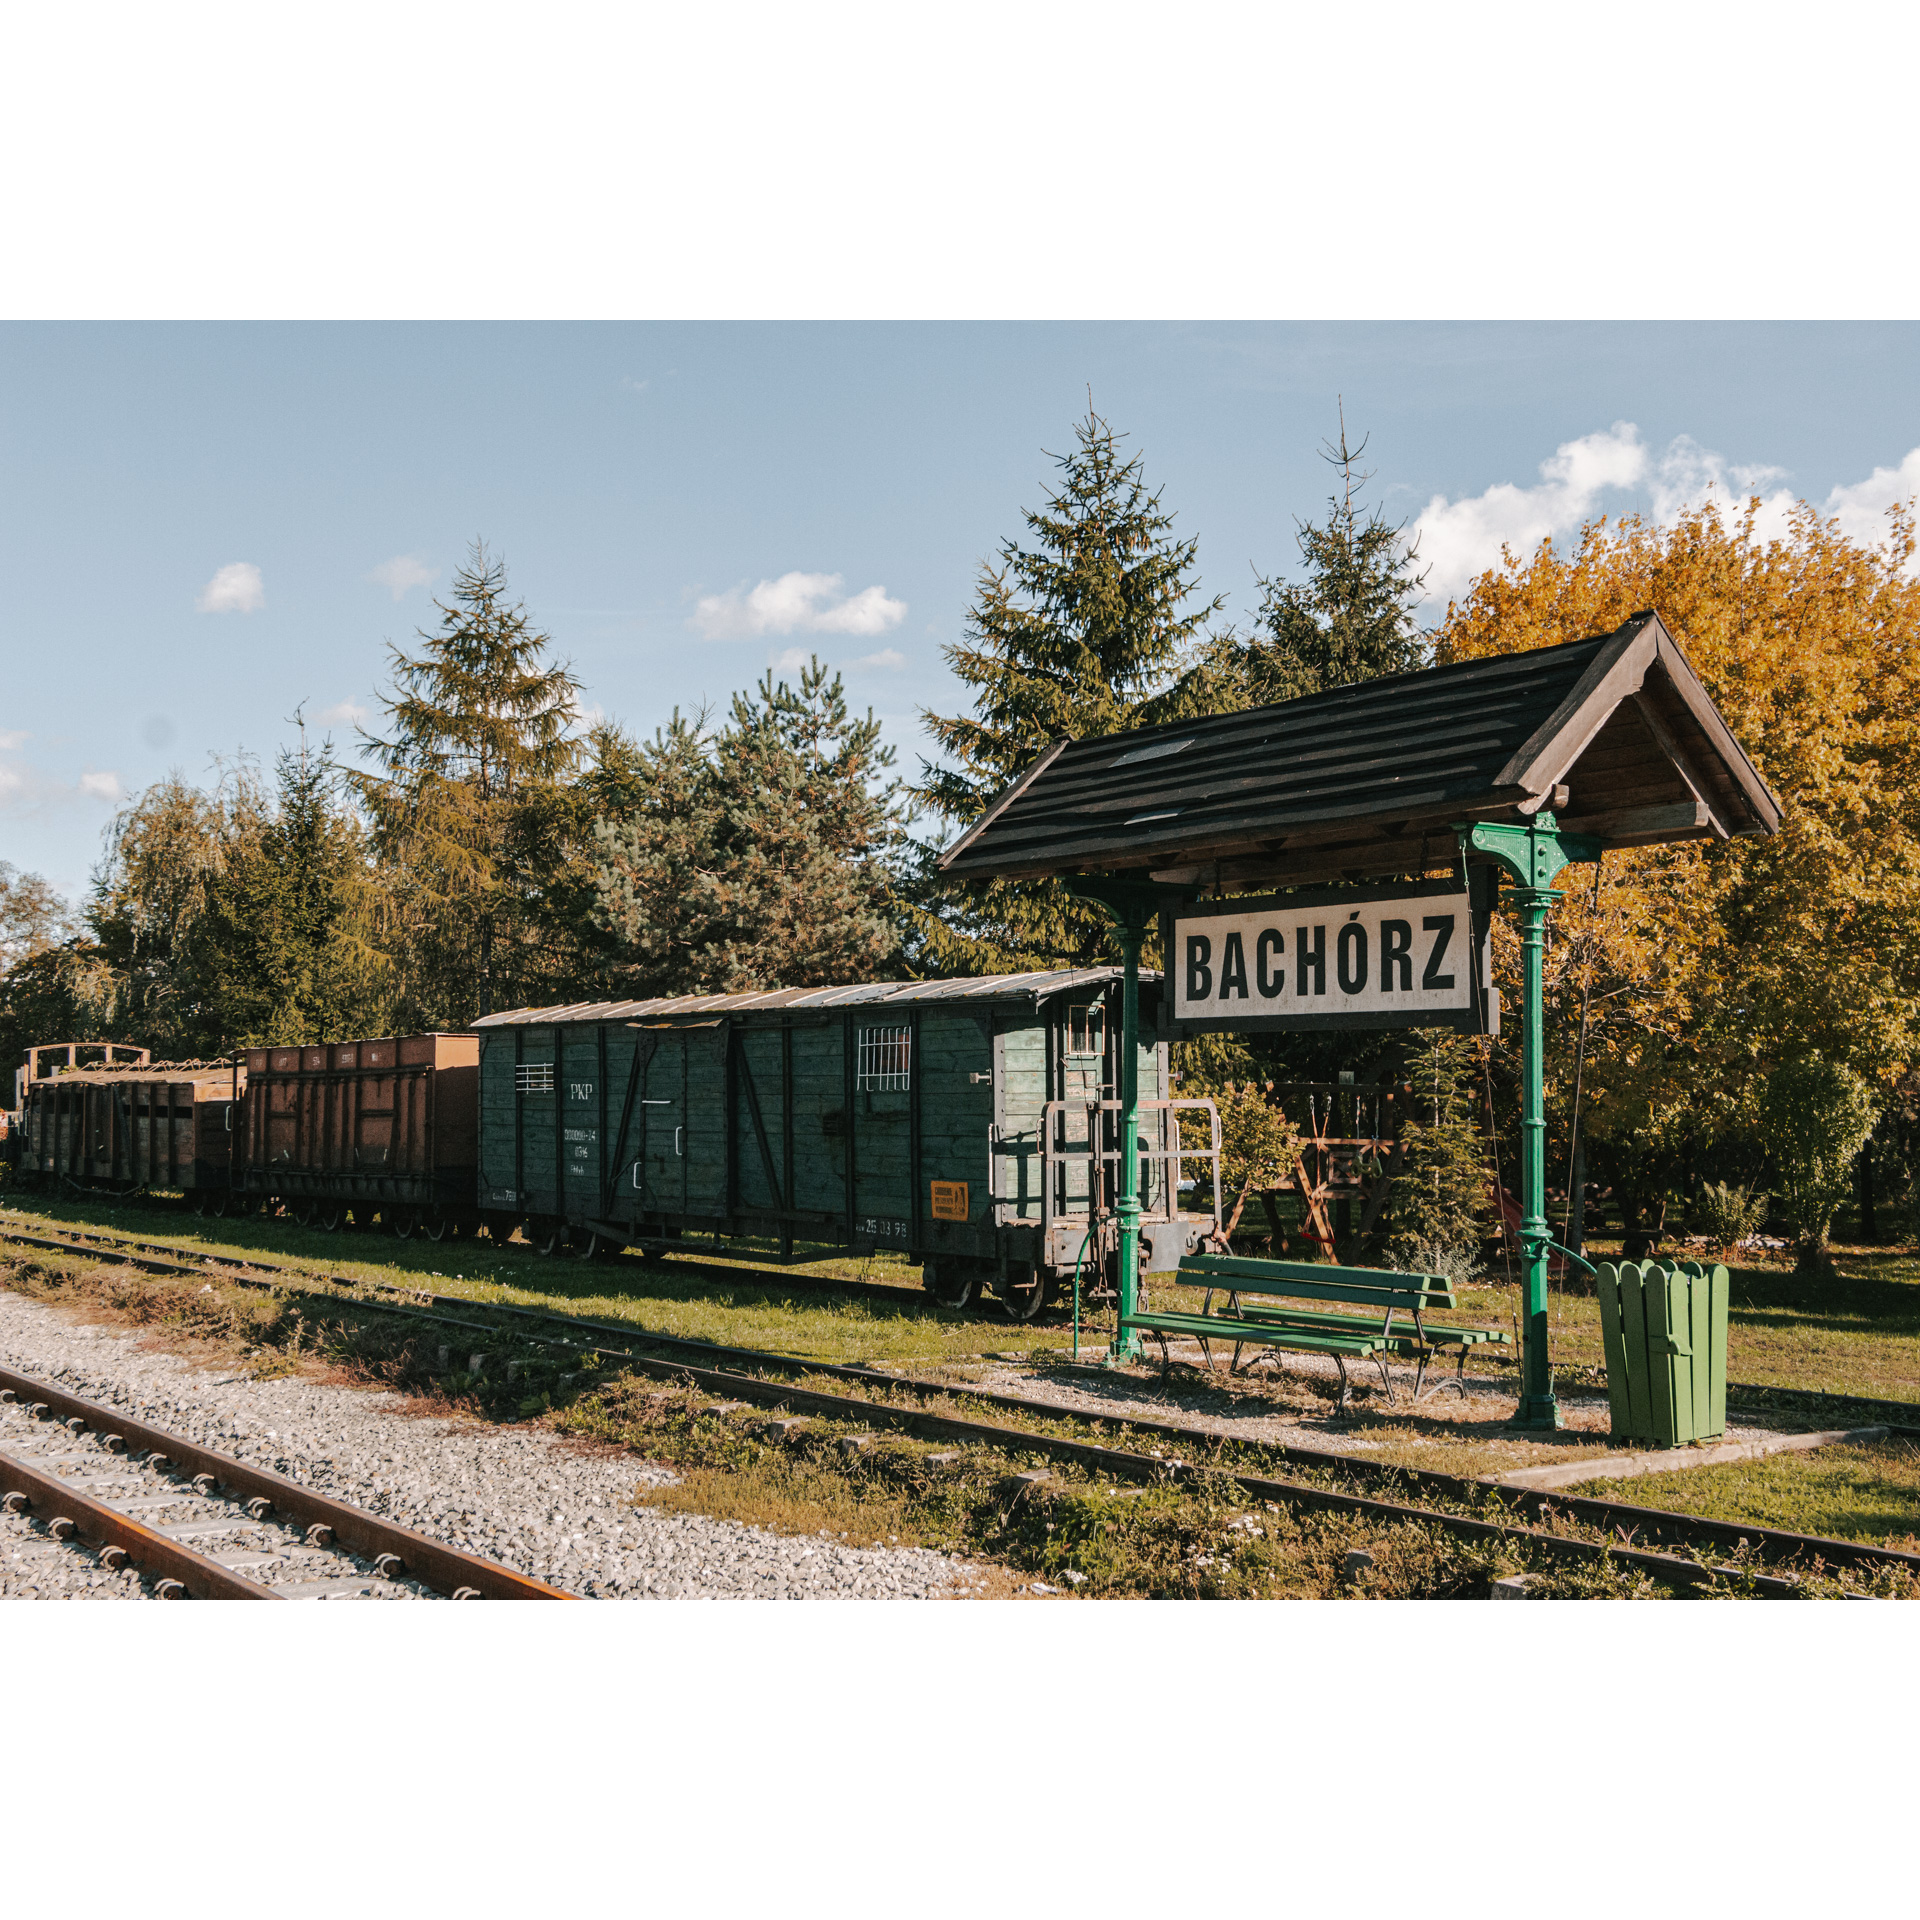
[
  {"xmin": 7, "ymin": 1219, "xmax": 1917, "ymax": 1584},
  {"xmin": 0, "ymin": 1445, "xmax": 281, "ymax": 1600},
  {"xmin": 5, "ymin": 1208, "xmax": 953, "ymax": 1318},
  {"xmin": 0, "ymin": 1363, "xmax": 573, "ymax": 1600},
  {"xmin": 19, "ymin": 1212, "xmax": 1920, "ymax": 1433}
]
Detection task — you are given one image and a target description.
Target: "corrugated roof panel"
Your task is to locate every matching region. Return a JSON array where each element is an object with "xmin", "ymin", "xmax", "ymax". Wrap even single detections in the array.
[{"xmin": 471, "ymin": 967, "xmax": 1156, "ymax": 1028}]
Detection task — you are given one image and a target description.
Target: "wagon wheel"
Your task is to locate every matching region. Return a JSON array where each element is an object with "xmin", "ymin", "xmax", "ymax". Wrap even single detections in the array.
[
  {"xmin": 533, "ymin": 1218, "xmax": 569, "ymax": 1257},
  {"xmin": 315, "ymin": 1201, "xmax": 345, "ymax": 1233},
  {"xmin": 391, "ymin": 1208, "xmax": 418, "ymax": 1241},
  {"xmin": 924, "ymin": 1262, "xmax": 978, "ymax": 1310},
  {"xmin": 424, "ymin": 1212, "xmax": 454, "ymax": 1243},
  {"xmin": 1000, "ymin": 1272, "xmax": 1049, "ymax": 1323},
  {"xmin": 575, "ymin": 1229, "xmax": 618, "ymax": 1261},
  {"xmin": 289, "ymin": 1199, "xmax": 317, "ymax": 1228},
  {"xmin": 188, "ymin": 1189, "xmax": 208, "ymax": 1217},
  {"xmin": 205, "ymin": 1191, "xmax": 230, "ymax": 1219}
]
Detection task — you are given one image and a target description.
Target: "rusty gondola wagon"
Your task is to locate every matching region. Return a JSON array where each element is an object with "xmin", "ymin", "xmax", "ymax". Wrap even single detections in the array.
[
  {"xmin": 234, "ymin": 1034, "xmax": 479, "ymax": 1237},
  {"xmin": 11, "ymin": 1045, "xmax": 242, "ymax": 1207}
]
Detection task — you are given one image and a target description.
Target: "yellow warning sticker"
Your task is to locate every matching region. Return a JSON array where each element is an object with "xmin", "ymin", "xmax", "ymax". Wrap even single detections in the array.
[{"xmin": 929, "ymin": 1180, "xmax": 969, "ymax": 1221}]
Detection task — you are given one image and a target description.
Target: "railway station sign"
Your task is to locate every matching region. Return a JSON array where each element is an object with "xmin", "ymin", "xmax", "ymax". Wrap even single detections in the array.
[{"xmin": 1164, "ymin": 874, "xmax": 1497, "ymax": 1036}]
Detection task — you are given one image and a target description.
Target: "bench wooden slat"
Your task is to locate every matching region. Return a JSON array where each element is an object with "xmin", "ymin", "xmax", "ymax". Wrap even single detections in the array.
[
  {"xmin": 1122, "ymin": 1311, "xmax": 1384, "ymax": 1357},
  {"xmin": 1176, "ymin": 1255, "xmax": 1455, "ymax": 1312},
  {"xmin": 1182, "ymin": 1253, "xmax": 1445, "ymax": 1289},
  {"xmin": 1230, "ymin": 1304, "xmax": 1511, "ymax": 1347}
]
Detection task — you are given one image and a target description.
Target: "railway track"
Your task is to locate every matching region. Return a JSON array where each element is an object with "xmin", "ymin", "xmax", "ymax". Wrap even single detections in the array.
[
  {"xmin": 7, "ymin": 1215, "xmax": 1917, "ymax": 1596},
  {"xmin": 20, "ymin": 1199, "xmax": 978, "ymax": 1318},
  {"xmin": 0, "ymin": 1359, "xmax": 571, "ymax": 1600}
]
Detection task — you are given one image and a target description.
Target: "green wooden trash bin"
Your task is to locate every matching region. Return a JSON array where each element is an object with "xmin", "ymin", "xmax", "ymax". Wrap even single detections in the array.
[{"xmin": 1595, "ymin": 1259, "xmax": 1729, "ymax": 1447}]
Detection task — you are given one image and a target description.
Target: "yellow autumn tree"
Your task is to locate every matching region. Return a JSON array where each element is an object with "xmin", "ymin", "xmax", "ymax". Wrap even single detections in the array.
[{"xmin": 1436, "ymin": 499, "xmax": 1920, "ymax": 1234}]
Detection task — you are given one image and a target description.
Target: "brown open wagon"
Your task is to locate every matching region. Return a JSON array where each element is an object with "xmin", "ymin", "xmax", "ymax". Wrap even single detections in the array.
[
  {"xmin": 237, "ymin": 1032, "xmax": 478, "ymax": 1239},
  {"xmin": 14, "ymin": 1056, "xmax": 242, "ymax": 1204}
]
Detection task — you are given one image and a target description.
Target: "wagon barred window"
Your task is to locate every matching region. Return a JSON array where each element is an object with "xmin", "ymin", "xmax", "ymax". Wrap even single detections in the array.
[
  {"xmin": 857, "ymin": 1025, "xmax": 911, "ymax": 1092},
  {"xmin": 515, "ymin": 1062, "xmax": 555, "ymax": 1096}
]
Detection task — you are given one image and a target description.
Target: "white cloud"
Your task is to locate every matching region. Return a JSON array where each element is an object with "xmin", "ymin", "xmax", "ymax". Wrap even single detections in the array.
[
  {"xmin": 1648, "ymin": 436, "xmax": 1797, "ymax": 542},
  {"xmin": 196, "ymin": 560, "xmax": 265, "ymax": 613},
  {"xmin": 1414, "ymin": 424, "xmax": 1648, "ymax": 605},
  {"xmin": 1418, "ymin": 427, "xmax": 1920, "ymax": 604},
  {"xmin": 312, "ymin": 698, "xmax": 370, "ymax": 728},
  {"xmin": 849, "ymin": 647, "xmax": 905, "ymax": 669},
  {"xmin": 368, "ymin": 552, "xmax": 437, "ymax": 601},
  {"xmin": 0, "ymin": 748, "xmax": 123, "ymax": 816},
  {"xmin": 771, "ymin": 646, "xmax": 812, "ymax": 675},
  {"xmin": 620, "ymin": 375, "xmax": 649, "ymax": 394},
  {"xmin": 1822, "ymin": 447, "xmax": 1920, "ymax": 553},
  {"xmin": 693, "ymin": 570, "xmax": 907, "ymax": 641}
]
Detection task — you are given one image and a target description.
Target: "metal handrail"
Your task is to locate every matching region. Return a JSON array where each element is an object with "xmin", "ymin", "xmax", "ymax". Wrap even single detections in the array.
[{"xmin": 1031, "ymin": 1096, "xmax": 1222, "ymax": 1243}]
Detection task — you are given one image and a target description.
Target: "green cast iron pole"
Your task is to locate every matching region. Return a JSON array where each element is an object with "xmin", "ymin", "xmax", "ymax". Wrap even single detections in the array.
[
  {"xmin": 1066, "ymin": 877, "xmax": 1164, "ymax": 1364},
  {"xmin": 1460, "ymin": 815, "xmax": 1601, "ymax": 1433},
  {"xmin": 1513, "ymin": 880, "xmax": 1559, "ymax": 1428},
  {"xmin": 1114, "ymin": 909, "xmax": 1144, "ymax": 1362}
]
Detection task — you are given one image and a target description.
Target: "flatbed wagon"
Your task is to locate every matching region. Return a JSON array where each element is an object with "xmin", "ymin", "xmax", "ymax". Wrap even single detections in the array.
[{"xmin": 472, "ymin": 970, "xmax": 1222, "ymax": 1317}]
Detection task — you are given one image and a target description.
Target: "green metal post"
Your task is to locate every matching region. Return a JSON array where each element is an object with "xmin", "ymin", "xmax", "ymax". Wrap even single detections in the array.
[
  {"xmin": 1113, "ymin": 909, "xmax": 1144, "ymax": 1363},
  {"xmin": 1512, "ymin": 880, "xmax": 1559, "ymax": 1429},
  {"xmin": 1065, "ymin": 876, "xmax": 1169, "ymax": 1366},
  {"xmin": 1460, "ymin": 814, "xmax": 1601, "ymax": 1433}
]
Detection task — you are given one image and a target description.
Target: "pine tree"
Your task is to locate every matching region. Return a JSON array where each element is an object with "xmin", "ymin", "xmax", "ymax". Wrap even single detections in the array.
[
  {"xmin": 351, "ymin": 541, "xmax": 581, "ymax": 1023},
  {"xmin": 591, "ymin": 659, "xmax": 906, "ymax": 994},
  {"xmin": 912, "ymin": 407, "xmax": 1223, "ymax": 973},
  {"xmin": 1241, "ymin": 409, "xmax": 1428, "ymax": 705}
]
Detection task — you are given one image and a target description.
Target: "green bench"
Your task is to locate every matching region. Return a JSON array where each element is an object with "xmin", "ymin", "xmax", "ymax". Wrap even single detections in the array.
[{"xmin": 1121, "ymin": 1253, "xmax": 1511, "ymax": 1413}]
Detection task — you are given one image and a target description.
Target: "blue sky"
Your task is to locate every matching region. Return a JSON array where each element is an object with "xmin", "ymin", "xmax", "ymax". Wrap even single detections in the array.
[{"xmin": 5, "ymin": 321, "xmax": 1919, "ymax": 903}]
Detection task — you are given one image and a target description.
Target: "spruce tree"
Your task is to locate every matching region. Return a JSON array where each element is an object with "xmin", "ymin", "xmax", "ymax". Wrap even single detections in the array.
[
  {"xmin": 912, "ymin": 407, "xmax": 1223, "ymax": 973},
  {"xmin": 1242, "ymin": 410, "xmax": 1428, "ymax": 705},
  {"xmin": 351, "ymin": 542, "xmax": 581, "ymax": 1022},
  {"xmin": 591, "ymin": 659, "xmax": 905, "ymax": 994}
]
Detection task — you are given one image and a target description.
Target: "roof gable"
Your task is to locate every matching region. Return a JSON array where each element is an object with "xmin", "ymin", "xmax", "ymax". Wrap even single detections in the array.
[{"xmin": 936, "ymin": 613, "xmax": 1781, "ymax": 889}]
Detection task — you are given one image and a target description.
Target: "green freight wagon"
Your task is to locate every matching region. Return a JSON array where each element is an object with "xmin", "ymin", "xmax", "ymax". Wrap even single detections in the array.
[{"xmin": 472, "ymin": 970, "xmax": 1222, "ymax": 1319}]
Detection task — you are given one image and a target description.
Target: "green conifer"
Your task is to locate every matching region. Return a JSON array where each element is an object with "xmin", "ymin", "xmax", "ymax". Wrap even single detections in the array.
[{"xmin": 912, "ymin": 407, "xmax": 1223, "ymax": 973}]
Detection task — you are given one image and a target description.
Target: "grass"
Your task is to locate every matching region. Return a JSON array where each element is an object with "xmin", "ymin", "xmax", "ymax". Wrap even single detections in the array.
[
  {"xmin": 0, "ymin": 1190, "xmax": 1053, "ymax": 1368},
  {"xmin": 1527, "ymin": 1239, "xmax": 1920, "ymax": 1408},
  {"xmin": 17, "ymin": 1192, "xmax": 1918, "ymax": 1407},
  {"xmin": 1, "ymin": 1244, "xmax": 1735, "ymax": 1599},
  {"xmin": 1563, "ymin": 1440, "xmax": 1920, "ymax": 1556}
]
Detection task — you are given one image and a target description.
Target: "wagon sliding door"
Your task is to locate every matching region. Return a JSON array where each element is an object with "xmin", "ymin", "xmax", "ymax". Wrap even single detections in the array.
[{"xmin": 620, "ymin": 1024, "xmax": 726, "ymax": 1228}]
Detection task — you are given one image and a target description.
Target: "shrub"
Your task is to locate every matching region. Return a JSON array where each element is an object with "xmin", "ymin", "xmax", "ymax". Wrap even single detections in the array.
[
  {"xmin": 1392, "ymin": 1235, "xmax": 1485, "ymax": 1292},
  {"xmin": 1763, "ymin": 1052, "xmax": 1877, "ymax": 1266},
  {"xmin": 1692, "ymin": 1179, "xmax": 1768, "ymax": 1248}
]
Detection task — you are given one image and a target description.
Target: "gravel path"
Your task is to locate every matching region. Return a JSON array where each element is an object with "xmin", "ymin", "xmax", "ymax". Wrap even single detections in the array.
[
  {"xmin": 0, "ymin": 1285, "xmax": 984, "ymax": 1601},
  {"xmin": 923, "ymin": 1344, "xmax": 1787, "ymax": 1464}
]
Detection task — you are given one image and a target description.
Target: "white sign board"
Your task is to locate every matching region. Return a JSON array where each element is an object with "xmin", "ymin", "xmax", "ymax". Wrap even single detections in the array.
[{"xmin": 1168, "ymin": 878, "xmax": 1494, "ymax": 1034}]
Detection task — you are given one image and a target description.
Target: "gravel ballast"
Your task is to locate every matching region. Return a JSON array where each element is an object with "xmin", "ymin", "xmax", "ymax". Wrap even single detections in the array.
[{"xmin": 0, "ymin": 1285, "xmax": 982, "ymax": 1601}]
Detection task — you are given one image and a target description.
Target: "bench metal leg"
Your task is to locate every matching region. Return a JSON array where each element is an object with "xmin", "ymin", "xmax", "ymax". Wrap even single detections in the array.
[
  {"xmin": 1371, "ymin": 1350, "xmax": 1397, "ymax": 1406},
  {"xmin": 1331, "ymin": 1355, "xmax": 1350, "ymax": 1416},
  {"xmin": 1153, "ymin": 1330, "xmax": 1172, "ymax": 1378}
]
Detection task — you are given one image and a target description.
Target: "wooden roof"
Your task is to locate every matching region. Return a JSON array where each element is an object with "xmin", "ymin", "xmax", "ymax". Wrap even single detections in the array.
[{"xmin": 937, "ymin": 611, "xmax": 1782, "ymax": 890}]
